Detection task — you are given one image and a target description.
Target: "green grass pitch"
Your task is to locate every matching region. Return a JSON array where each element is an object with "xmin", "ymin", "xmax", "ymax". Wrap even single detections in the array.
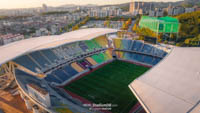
[{"xmin": 64, "ymin": 60, "xmax": 150, "ymax": 113}]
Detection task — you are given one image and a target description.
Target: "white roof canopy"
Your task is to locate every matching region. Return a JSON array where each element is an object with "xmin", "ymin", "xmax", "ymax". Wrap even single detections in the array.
[
  {"xmin": 129, "ymin": 47, "xmax": 200, "ymax": 113},
  {"xmin": 0, "ymin": 28, "xmax": 118, "ymax": 65}
]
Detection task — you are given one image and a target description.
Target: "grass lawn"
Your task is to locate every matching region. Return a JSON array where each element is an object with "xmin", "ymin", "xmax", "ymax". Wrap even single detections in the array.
[{"xmin": 64, "ymin": 60, "xmax": 149, "ymax": 113}]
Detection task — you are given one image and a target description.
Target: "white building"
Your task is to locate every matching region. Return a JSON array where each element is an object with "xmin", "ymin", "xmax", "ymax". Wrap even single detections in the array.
[
  {"xmin": 129, "ymin": 2, "xmax": 154, "ymax": 16},
  {"xmin": 168, "ymin": 6, "xmax": 185, "ymax": 16},
  {"xmin": 0, "ymin": 34, "xmax": 24, "ymax": 45},
  {"xmin": 35, "ymin": 28, "xmax": 49, "ymax": 37},
  {"xmin": 88, "ymin": 8, "xmax": 122, "ymax": 17},
  {"xmin": 27, "ymin": 84, "xmax": 51, "ymax": 108},
  {"xmin": 185, "ymin": 8, "xmax": 195, "ymax": 13}
]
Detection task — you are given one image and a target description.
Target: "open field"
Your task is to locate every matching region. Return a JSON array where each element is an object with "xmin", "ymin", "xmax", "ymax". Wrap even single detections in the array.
[{"xmin": 64, "ymin": 60, "xmax": 149, "ymax": 113}]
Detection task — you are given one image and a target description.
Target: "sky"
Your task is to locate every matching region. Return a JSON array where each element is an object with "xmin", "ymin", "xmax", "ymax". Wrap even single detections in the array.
[{"xmin": 0, "ymin": 0, "xmax": 182, "ymax": 9}]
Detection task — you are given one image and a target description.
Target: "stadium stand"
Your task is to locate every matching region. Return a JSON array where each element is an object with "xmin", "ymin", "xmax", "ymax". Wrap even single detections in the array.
[
  {"xmin": 29, "ymin": 51, "xmax": 51, "ymax": 68},
  {"xmin": 63, "ymin": 65, "xmax": 78, "ymax": 76},
  {"xmin": 41, "ymin": 49, "xmax": 59, "ymax": 63},
  {"xmin": 85, "ymin": 57, "xmax": 97, "ymax": 65},
  {"xmin": 71, "ymin": 62, "xmax": 84, "ymax": 72},
  {"xmin": 13, "ymin": 55, "xmax": 41, "ymax": 72},
  {"xmin": 122, "ymin": 39, "xmax": 132, "ymax": 50},
  {"xmin": 91, "ymin": 54, "xmax": 104, "ymax": 64},
  {"xmin": 53, "ymin": 69, "xmax": 70, "ymax": 82},
  {"xmin": 131, "ymin": 40, "xmax": 143, "ymax": 52},
  {"xmin": 113, "ymin": 39, "xmax": 168, "ymax": 66},
  {"xmin": 12, "ymin": 35, "xmax": 167, "ymax": 86},
  {"xmin": 105, "ymin": 50, "xmax": 113, "ymax": 59},
  {"xmin": 78, "ymin": 41, "xmax": 88, "ymax": 52},
  {"xmin": 45, "ymin": 74, "xmax": 63, "ymax": 84},
  {"xmin": 94, "ymin": 36, "xmax": 108, "ymax": 47}
]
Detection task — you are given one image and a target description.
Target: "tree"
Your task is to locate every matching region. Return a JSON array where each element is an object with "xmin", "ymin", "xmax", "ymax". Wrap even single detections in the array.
[{"xmin": 163, "ymin": 11, "xmax": 168, "ymax": 16}]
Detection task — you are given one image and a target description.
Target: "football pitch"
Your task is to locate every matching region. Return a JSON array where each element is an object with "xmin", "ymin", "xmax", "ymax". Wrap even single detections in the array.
[{"xmin": 64, "ymin": 60, "xmax": 150, "ymax": 113}]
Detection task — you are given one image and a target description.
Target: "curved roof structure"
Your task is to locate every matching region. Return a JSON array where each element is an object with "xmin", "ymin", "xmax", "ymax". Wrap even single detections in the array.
[
  {"xmin": 129, "ymin": 47, "xmax": 200, "ymax": 113},
  {"xmin": 0, "ymin": 28, "xmax": 118, "ymax": 65}
]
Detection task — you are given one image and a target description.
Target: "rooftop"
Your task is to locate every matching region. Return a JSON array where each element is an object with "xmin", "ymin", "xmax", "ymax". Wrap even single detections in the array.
[
  {"xmin": 0, "ymin": 28, "xmax": 118, "ymax": 65},
  {"xmin": 129, "ymin": 47, "xmax": 200, "ymax": 113},
  {"xmin": 28, "ymin": 83, "xmax": 48, "ymax": 95}
]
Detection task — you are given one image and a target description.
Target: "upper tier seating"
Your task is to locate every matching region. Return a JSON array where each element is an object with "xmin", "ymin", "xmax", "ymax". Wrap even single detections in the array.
[
  {"xmin": 131, "ymin": 41, "xmax": 143, "ymax": 52},
  {"xmin": 79, "ymin": 41, "xmax": 88, "ymax": 52},
  {"xmin": 45, "ymin": 74, "xmax": 63, "ymax": 84},
  {"xmin": 141, "ymin": 44, "xmax": 153, "ymax": 54},
  {"xmin": 94, "ymin": 36, "xmax": 108, "ymax": 48},
  {"xmin": 29, "ymin": 51, "xmax": 51, "ymax": 68},
  {"xmin": 122, "ymin": 39, "xmax": 132, "ymax": 50},
  {"xmin": 41, "ymin": 49, "xmax": 59, "ymax": 63},
  {"xmin": 12, "ymin": 35, "xmax": 114, "ymax": 85},
  {"xmin": 113, "ymin": 39, "xmax": 168, "ymax": 66},
  {"xmin": 14, "ymin": 55, "xmax": 41, "ymax": 72},
  {"xmin": 113, "ymin": 38, "xmax": 122, "ymax": 49},
  {"xmin": 63, "ymin": 65, "xmax": 78, "ymax": 76}
]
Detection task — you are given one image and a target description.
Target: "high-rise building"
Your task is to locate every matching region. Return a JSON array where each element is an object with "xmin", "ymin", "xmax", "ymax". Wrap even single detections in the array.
[
  {"xmin": 129, "ymin": 1, "xmax": 154, "ymax": 16},
  {"xmin": 42, "ymin": 4, "xmax": 48, "ymax": 12}
]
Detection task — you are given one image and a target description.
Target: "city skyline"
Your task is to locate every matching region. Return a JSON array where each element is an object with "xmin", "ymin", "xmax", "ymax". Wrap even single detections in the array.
[{"xmin": 0, "ymin": 0, "xmax": 182, "ymax": 9}]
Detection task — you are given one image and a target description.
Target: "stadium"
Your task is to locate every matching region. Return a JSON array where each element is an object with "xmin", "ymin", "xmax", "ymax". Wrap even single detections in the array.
[{"xmin": 0, "ymin": 28, "xmax": 198, "ymax": 113}]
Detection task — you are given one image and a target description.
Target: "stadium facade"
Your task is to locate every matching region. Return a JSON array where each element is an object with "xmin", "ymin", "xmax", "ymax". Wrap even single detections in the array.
[{"xmin": 0, "ymin": 28, "xmax": 183, "ymax": 113}]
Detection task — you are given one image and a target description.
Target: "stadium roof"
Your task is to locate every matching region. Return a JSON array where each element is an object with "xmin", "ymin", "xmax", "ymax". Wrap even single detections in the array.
[
  {"xmin": 0, "ymin": 28, "xmax": 118, "ymax": 65},
  {"xmin": 129, "ymin": 47, "xmax": 200, "ymax": 113}
]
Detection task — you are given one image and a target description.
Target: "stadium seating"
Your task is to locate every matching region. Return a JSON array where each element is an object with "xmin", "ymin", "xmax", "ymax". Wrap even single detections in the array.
[
  {"xmin": 94, "ymin": 36, "xmax": 108, "ymax": 48},
  {"xmin": 143, "ymin": 55, "xmax": 154, "ymax": 65},
  {"xmin": 41, "ymin": 49, "xmax": 59, "ymax": 63},
  {"xmin": 122, "ymin": 39, "xmax": 132, "ymax": 50},
  {"xmin": 53, "ymin": 69, "xmax": 70, "ymax": 82},
  {"xmin": 14, "ymin": 55, "xmax": 41, "ymax": 72},
  {"xmin": 79, "ymin": 41, "xmax": 88, "ymax": 52},
  {"xmin": 152, "ymin": 57, "xmax": 161, "ymax": 65},
  {"xmin": 77, "ymin": 59, "xmax": 92, "ymax": 69},
  {"xmin": 113, "ymin": 38, "xmax": 122, "ymax": 49},
  {"xmin": 63, "ymin": 65, "xmax": 78, "ymax": 76},
  {"xmin": 86, "ymin": 57, "xmax": 97, "ymax": 65},
  {"xmin": 124, "ymin": 52, "xmax": 133, "ymax": 60},
  {"xmin": 45, "ymin": 74, "xmax": 63, "ymax": 84},
  {"xmin": 105, "ymin": 50, "xmax": 113, "ymax": 59},
  {"xmin": 85, "ymin": 40, "xmax": 100, "ymax": 51},
  {"xmin": 131, "ymin": 40, "xmax": 143, "ymax": 52},
  {"xmin": 111, "ymin": 38, "xmax": 168, "ymax": 65},
  {"xmin": 152, "ymin": 48, "xmax": 166, "ymax": 57},
  {"xmin": 71, "ymin": 62, "xmax": 84, "ymax": 72},
  {"xmin": 132, "ymin": 54, "xmax": 144, "ymax": 62},
  {"xmin": 29, "ymin": 51, "xmax": 51, "ymax": 68},
  {"xmin": 141, "ymin": 44, "xmax": 153, "ymax": 54},
  {"xmin": 91, "ymin": 54, "xmax": 104, "ymax": 64},
  {"xmin": 13, "ymin": 36, "xmax": 168, "ymax": 85}
]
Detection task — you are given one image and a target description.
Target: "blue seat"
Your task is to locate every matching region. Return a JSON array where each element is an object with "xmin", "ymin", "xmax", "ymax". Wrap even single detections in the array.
[
  {"xmin": 122, "ymin": 39, "xmax": 132, "ymax": 50},
  {"xmin": 29, "ymin": 51, "xmax": 50, "ymax": 68},
  {"xmin": 79, "ymin": 41, "xmax": 88, "ymax": 52},
  {"xmin": 131, "ymin": 41, "xmax": 143, "ymax": 52},
  {"xmin": 53, "ymin": 70, "xmax": 70, "ymax": 82},
  {"xmin": 133, "ymin": 54, "xmax": 144, "ymax": 62},
  {"xmin": 63, "ymin": 65, "xmax": 78, "ymax": 76},
  {"xmin": 41, "ymin": 49, "xmax": 58, "ymax": 63},
  {"xmin": 45, "ymin": 74, "xmax": 62, "ymax": 84},
  {"xmin": 13, "ymin": 55, "xmax": 41, "ymax": 72},
  {"xmin": 152, "ymin": 58, "xmax": 161, "ymax": 65},
  {"xmin": 162, "ymin": 52, "xmax": 168, "ymax": 57},
  {"xmin": 143, "ymin": 55, "xmax": 153, "ymax": 65},
  {"xmin": 152, "ymin": 48, "xmax": 165, "ymax": 57},
  {"xmin": 141, "ymin": 44, "xmax": 153, "ymax": 54},
  {"xmin": 124, "ymin": 52, "xmax": 132, "ymax": 60}
]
